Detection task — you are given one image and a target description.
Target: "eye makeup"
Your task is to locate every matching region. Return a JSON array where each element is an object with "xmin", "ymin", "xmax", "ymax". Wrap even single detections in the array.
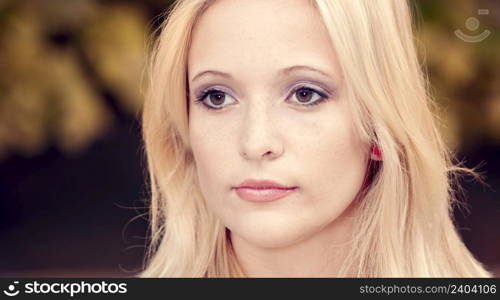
[
  {"xmin": 191, "ymin": 79, "xmax": 335, "ymax": 111},
  {"xmin": 193, "ymin": 85, "xmax": 238, "ymax": 110}
]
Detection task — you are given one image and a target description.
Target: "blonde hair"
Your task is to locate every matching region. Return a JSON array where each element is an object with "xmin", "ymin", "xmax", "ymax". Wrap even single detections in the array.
[{"xmin": 138, "ymin": 0, "xmax": 492, "ymax": 277}]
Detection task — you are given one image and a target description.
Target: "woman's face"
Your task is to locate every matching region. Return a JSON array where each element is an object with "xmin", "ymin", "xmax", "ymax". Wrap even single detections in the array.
[{"xmin": 188, "ymin": 0, "xmax": 369, "ymax": 248}]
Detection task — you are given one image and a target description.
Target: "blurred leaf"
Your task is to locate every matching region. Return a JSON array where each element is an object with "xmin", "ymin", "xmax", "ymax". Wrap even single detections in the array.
[
  {"xmin": 80, "ymin": 4, "xmax": 147, "ymax": 116},
  {"xmin": 49, "ymin": 50, "xmax": 113, "ymax": 155},
  {"xmin": 0, "ymin": 2, "xmax": 113, "ymax": 159}
]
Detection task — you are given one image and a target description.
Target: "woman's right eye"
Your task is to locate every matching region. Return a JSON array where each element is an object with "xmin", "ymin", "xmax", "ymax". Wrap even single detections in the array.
[{"xmin": 195, "ymin": 89, "xmax": 237, "ymax": 110}]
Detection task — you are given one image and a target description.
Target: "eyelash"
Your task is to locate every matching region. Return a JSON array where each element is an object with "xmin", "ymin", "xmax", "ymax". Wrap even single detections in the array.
[{"xmin": 194, "ymin": 85, "xmax": 330, "ymax": 111}]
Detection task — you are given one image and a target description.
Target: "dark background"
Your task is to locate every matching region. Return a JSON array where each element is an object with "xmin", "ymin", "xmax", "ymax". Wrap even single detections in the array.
[{"xmin": 0, "ymin": 0, "xmax": 499, "ymax": 277}]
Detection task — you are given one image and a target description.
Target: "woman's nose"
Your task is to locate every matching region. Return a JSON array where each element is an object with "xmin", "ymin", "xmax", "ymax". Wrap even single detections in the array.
[{"xmin": 239, "ymin": 105, "xmax": 284, "ymax": 161}]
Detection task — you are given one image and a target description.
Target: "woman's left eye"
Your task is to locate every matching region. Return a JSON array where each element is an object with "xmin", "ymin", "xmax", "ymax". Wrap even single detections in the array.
[{"xmin": 288, "ymin": 87, "xmax": 328, "ymax": 106}]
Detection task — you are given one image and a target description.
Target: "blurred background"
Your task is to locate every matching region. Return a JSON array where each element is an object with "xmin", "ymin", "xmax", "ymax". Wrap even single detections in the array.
[{"xmin": 0, "ymin": 0, "xmax": 498, "ymax": 277}]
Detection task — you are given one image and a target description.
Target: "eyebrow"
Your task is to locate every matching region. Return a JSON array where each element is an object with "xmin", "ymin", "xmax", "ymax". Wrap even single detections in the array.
[{"xmin": 190, "ymin": 65, "xmax": 333, "ymax": 83}]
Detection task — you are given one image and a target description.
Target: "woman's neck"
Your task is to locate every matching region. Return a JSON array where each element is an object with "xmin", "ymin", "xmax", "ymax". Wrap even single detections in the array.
[{"xmin": 231, "ymin": 205, "xmax": 356, "ymax": 277}]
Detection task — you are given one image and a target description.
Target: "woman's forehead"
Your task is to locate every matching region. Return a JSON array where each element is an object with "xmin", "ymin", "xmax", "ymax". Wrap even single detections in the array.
[{"xmin": 187, "ymin": 0, "xmax": 341, "ymax": 84}]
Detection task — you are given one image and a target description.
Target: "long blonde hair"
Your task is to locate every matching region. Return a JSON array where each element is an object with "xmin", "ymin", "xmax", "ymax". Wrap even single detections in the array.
[{"xmin": 138, "ymin": 0, "xmax": 492, "ymax": 277}]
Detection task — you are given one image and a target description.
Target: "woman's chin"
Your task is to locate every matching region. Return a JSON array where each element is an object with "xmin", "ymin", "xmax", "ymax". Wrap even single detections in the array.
[{"xmin": 228, "ymin": 216, "xmax": 320, "ymax": 249}]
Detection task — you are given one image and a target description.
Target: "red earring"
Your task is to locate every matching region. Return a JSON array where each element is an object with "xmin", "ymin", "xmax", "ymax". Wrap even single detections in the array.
[{"xmin": 371, "ymin": 145, "xmax": 382, "ymax": 160}]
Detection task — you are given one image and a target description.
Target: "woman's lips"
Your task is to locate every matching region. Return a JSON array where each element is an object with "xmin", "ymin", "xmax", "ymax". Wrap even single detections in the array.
[{"xmin": 234, "ymin": 187, "xmax": 298, "ymax": 202}]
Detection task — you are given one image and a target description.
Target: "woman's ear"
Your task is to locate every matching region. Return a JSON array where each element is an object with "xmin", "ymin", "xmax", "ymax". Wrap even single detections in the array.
[{"xmin": 370, "ymin": 145, "xmax": 382, "ymax": 161}]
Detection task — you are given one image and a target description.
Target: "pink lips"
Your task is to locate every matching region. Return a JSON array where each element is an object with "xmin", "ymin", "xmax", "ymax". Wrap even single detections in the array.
[{"xmin": 233, "ymin": 179, "xmax": 298, "ymax": 202}]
